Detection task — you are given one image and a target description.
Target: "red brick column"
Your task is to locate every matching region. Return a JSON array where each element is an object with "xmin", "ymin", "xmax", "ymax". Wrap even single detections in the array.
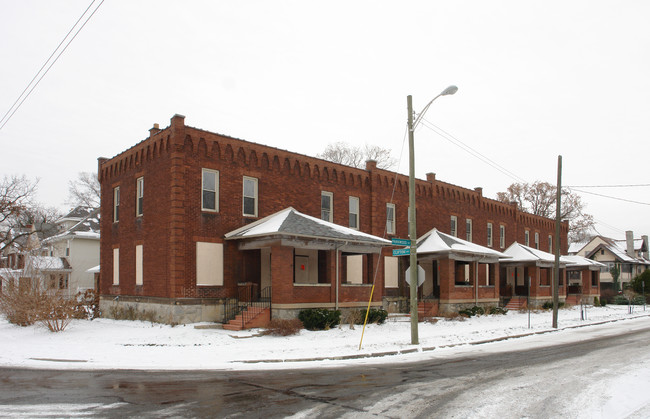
[{"xmin": 270, "ymin": 245, "xmax": 294, "ymax": 304}]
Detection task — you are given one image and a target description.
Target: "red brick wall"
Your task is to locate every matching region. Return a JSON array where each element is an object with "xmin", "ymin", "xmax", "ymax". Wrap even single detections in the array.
[{"xmin": 99, "ymin": 114, "xmax": 569, "ymax": 302}]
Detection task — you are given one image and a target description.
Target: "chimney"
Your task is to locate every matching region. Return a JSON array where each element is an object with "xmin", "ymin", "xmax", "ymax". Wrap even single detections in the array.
[
  {"xmin": 474, "ymin": 187, "xmax": 483, "ymax": 197},
  {"xmin": 643, "ymin": 235, "xmax": 649, "ymax": 259},
  {"xmin": 426, "ymin": 173, "xmax": 436, "ymax": 182},
  {"xmin": 365, "ymin": 159, "xmax": 377, "ymax": 171},
  {"xmin": 625, "ymin": 230, "xmax": 635, "ymax": 257},
  {"xmin": 149, "ymin": 123, "xmax": 161, "ymax": 137}
]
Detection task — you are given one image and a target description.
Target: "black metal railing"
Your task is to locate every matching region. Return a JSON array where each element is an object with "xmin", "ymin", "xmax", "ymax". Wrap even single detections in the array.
[{"xmin": 223, "ymin": 285, "xmax": 272, "ymax": 328}]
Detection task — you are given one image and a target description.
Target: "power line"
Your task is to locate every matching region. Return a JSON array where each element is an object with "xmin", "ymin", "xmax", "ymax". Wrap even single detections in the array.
[
  {"xmin": 568, "ymin": 187, "xmax": 650, "ymax": 206},
  {"xmin": 0, "ymin": 0, "xmax": 104, "ymax": 131},
  {"xmin": 566, "ymin": 183, "xmax": 650, "ymax": 188},
  {"xmin": 418, "ymin": 118, "xmax": 527, "ymax": 184}
]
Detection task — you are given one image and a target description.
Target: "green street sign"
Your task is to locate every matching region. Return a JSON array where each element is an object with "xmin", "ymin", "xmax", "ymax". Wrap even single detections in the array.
[
  {"xmin": 391, "ymin": 238, "xmax": 411, "ymax": 246},
  {"xmin": 392, "ymin": 248, "xmax": 410, "ymax": 256}
]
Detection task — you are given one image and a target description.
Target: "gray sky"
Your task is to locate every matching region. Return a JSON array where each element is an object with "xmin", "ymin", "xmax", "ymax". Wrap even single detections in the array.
[{"xmin": 1, "ymin": 1, "xmax": 649, "ymax": 240}]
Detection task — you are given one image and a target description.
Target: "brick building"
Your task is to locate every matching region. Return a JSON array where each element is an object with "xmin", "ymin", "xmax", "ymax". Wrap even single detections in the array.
[{"xmin": 98, "ymin": 114, "xmax": 568, "ymax": 324}]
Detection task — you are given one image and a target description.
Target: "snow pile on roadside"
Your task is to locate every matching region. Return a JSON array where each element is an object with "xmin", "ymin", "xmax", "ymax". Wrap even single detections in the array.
[{"xmin": 0, "ymin": 305, "xmax": 647, "ymax": 371}]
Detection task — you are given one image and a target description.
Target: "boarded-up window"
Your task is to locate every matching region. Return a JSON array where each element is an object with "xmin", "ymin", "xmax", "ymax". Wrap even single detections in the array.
[
  {"xmin": 135, "ymin": 245, "xmax": 143, "ymax": 286},
  {"xmin": 113, "ymin": 248, "xmax": 119, "ymax": 285},
  {"xmin": 384, "ymin": 256, "xmax": 398, "ymax": 288},
  {"xmin": 196, "ymin": 242, "xmax": 224, "ymax": 286},
  {"xmin": 346, "ymin": 255, "xmax": 363, "ymax": 284}
]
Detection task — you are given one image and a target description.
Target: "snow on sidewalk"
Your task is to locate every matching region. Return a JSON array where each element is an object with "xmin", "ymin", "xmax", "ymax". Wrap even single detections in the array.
[{"xmin": 1, "ymin": 305, "xmax": 648, "ymax": 371}]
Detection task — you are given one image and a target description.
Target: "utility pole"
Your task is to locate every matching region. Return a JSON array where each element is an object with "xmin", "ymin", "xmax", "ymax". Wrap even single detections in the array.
[
  {"xmin": 552, "ymin": 155, "xmax": 562, "ymax": 328},
  {"xmin": 407, "ymin": 95, "xmax": 419, "ymax": 345}
]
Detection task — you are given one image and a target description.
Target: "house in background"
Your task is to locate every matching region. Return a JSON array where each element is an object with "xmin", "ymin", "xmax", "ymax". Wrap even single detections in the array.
[
  {"xmin": 41, "ymin": 207, "xmax": 100, "ymax": 296},
  {"xmin": 569, "ymin": 231, "xmax": 649, "ymax": 289}
]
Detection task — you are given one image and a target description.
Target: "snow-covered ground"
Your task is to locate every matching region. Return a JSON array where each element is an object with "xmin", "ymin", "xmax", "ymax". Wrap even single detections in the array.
[{"xmin": 1, "ymin": 304, "xmax": 648, "ymax": 371}]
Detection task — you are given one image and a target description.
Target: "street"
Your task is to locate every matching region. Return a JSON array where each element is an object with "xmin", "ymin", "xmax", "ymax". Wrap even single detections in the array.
[{"xmin": 2, "ymin": 321, "xmax": 650, "ymax": 418}]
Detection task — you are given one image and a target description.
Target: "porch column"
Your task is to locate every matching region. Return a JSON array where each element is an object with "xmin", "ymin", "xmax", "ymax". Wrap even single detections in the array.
[
  {"xmin": 439, "ymin": 258, "xmax": 454, "ymax": 301},
  {"xmin": 270, "ymin": 245, "xmax": 294, "ymax": 305}
]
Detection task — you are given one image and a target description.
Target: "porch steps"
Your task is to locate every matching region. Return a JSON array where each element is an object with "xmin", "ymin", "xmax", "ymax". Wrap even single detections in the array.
[
  {"xmin": 505, "ymin": 297, "xmax": 527, "ymax": 311},
  {"xmin": 418, "ymin": 301, "xmax": 439, "ymax": 318},
  {"xmin": 565, "ymin": 295, "xmax": 582, "ymax": 306},
  {"xmin": 222, "ymin": 307, "xmax": 271, "ymax": 331}
]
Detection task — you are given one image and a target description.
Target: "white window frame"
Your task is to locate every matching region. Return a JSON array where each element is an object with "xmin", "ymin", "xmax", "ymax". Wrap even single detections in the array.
[
  {"xmin": 487, "ymin": 222, "xmax": 493, "ymax": 247},
  {"xmin": 136, "ymin": 177, "xmax": 144, "ymax": 217},
  {"xmin": 243, "ymin": 176, "xmax": 258, "ymax": 217},
  {"xmin": 450, "ymin": 215, "xmax": 458, "ymax": 237},
  {"xmin": 549, "ymin": 235, "xmax": 553, "ymax": 253},
  {"xmin": 525, "ymin": 230, "xmax": 530, "ymax": 247},
  {"xmin": 466, "ymin": 219, "xmax": 473, "ymax": 242},
  {"xmin": 386, "ymin": 203, "xmax": 396, "ymax": 235},
  {"xmin": 500, "ymin": 225, "xmax": 506, "ymax": 249},
  {"xmin": 534, "ymin": 232, "xmax": 540, "ymax": 249},
  {"xmin": 113, "ymin": 186, "xmax": 120, "ymax": 223},
  {"xmin": 349, "ymin": 196, "xmax": 359, "ymax": 229},
  {"xmin": 201, "ymin": 169, "xmax": 219, "ymax": 212},
  {"xmin": 321, "ymin": 191, "xmax": 333, "ymax": 222}
]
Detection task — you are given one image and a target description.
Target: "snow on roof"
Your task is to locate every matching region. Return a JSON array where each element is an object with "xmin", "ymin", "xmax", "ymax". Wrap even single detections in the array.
[
  {"xmin": 225, "ymin": 207, "xmax": 390, "ymax": 246},
  {"xmin": 567, "ymin": 241, "xmax": 588, "ymax": 255},
  {"xmin": 86, "ymin": 265, "xmax": 100, "ymax": 273},
  {"xmin": 501, "ymin": 242, "xmax": 565, "ymax": 266},
  {"xmin": 561, "ymin": 255, "xmax": 606, "ymax": 270},
  {"xmin": 25, "ymin": 256, "xmax": 70, "ymax": 271},
  {"xmin": 46, "ymin": 208, "xmax": 100, "ymax": 243},
  {"xmin": 415, "ymin": 228, "xmax": 508, "ymax": 259}
]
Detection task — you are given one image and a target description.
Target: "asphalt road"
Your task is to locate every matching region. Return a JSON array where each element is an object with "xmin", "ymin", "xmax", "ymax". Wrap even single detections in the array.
[{"xmin": 2, "ymin": 322, "xmax": 650, "ymax": 418}]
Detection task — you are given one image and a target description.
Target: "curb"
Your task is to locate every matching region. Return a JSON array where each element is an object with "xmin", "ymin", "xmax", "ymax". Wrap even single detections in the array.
[{"xmin": 235, "ymin": 313, "xmax": 650, "ymax": 364}]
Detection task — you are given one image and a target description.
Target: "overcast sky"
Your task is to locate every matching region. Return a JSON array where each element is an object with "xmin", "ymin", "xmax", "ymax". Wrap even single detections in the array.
[{"xmin": 1, "ymin": 1, "xmax": 649, "ymax": 241}]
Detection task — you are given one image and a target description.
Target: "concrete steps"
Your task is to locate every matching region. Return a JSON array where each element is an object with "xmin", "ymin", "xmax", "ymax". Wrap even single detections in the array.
[{"xmin": 417, "ymin": 300, "xmax": 439, "ymax": 317}]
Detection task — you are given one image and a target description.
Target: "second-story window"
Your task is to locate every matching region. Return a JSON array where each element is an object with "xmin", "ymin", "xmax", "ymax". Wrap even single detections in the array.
[
  {"xmin": 113, "ymin": 186, "xmax": 120, "ymax": 223},
  {"xmin": 548, "ymin": 234, "xmax": 553, "ymax": 253},
  {"xmin": 386, "ymin": 203, "xmax": 395, "ymax": 235},
  {"xmin": 450, "ymin": 215, "xmax": 458, "ymax": 237},
  {"xmin": 535, "ymin": 232, "xmax": 540, "ymax": 249},
  {"xmin": 202, "ymin": 169, "xmax": 219, "ymax": 212},
  {"xmin": 466, "ymin": 219, "xmax": 473, "ymax": 242},
  {"xmin": 243, "ymin": 176, "xmax": 258, "ymax": 217},
  {"xmin": 136, "ymin": 177, "xmax": 144, "ymax": 217},
  {"xmin": 349, "ymin": 196, "xmax": 359, "ymax": 229},
  {"xmin": 525, "ymin": 230, "xmax": 530, "ymax": 247},
  {"xmin": 487, "ymin": 222, "xmax": 493, "ymax": 247},
  {"xmin": 500, "ymin": 225, "xmax": 506, "ymax": 248},
  {"xmin": 321, "ymin": 191, "xmax": 333, "ymax": 222}
]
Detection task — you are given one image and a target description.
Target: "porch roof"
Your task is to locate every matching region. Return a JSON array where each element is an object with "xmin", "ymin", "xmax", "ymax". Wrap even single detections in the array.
[
  {"xmin": 500, "ymin": 242, "xmax": 567, "ymax": 267},
  {"xmin": 414, "ymin": 228, "xmax": 508, "ymax": 262},
  {"xmin": 561, "ymin": 255, "xmax": 606, "ymax": 271},
  {"xmin": 224, "ymin": 207, "xmax": 390, "ymax": 252}
]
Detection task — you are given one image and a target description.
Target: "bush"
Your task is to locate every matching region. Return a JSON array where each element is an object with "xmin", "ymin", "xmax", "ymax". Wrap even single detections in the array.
[
  {"xmin": 487, "ymin": 306, "xmax": 508, "ymax": 315},
  {"xmin": 263, "ymin": 318, "xmax": 303, "ymax": 336},
  {"xmin": 73, "ymin": 289, "xmax": 100, "ymax": 320},
  {"xmin": 298, "ymin": 308, "xmax": 341, "ymax": 330},
  {"xmin": 0, "ymin": 280, "xmax": 76, "ymax": 332},
  {"xmin": 600, "ymin": 288, "xmax": 617, "ymax": 305},
  {"xmin": 593, "ymin": 296, "xmax": 600, "ymax": 307},
  {"xmin": 542, "ymin": 301, "xmax": 565, "ymax": 310},
  {"xmin": 458, "ymin": 306, "xmax": 485, "ymax": 318},
  {"xmin": 361, "ymin": 308, "xmax": 388, "ymax": 324},
  {"xmin": 630, "ymin": 269, "xmax": 650, "ymax": 295},
  {"xmin": 612, "ymin": 295, "xmax": 630, "ymax": 305}
]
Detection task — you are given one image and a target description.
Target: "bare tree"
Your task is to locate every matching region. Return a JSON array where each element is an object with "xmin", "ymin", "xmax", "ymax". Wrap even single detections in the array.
[
  {"xmin": 66, "ymin": 171, "xmax": 100, "ymax": 209},
  {"xmin": 318, "ymin": 142, "xmax": 397, "ymax": 170},
  {"xmin": 496, "ymin": 181, "xmax": 595, "ymax": 243},
  {"xmin": 0, "ymin": 175, "xmax": 60, "ymax": 253}
]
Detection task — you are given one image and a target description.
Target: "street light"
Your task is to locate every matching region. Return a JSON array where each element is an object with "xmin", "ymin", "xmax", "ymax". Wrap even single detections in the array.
[{"xmin": 407, "ymin": 85, "xmax": 458, "ymax": 345}]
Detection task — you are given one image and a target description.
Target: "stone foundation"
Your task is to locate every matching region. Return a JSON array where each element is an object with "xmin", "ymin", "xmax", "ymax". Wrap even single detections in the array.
[{"xmin": 99, "ymin": 295, "xmax": 230, "ymax": 325}]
